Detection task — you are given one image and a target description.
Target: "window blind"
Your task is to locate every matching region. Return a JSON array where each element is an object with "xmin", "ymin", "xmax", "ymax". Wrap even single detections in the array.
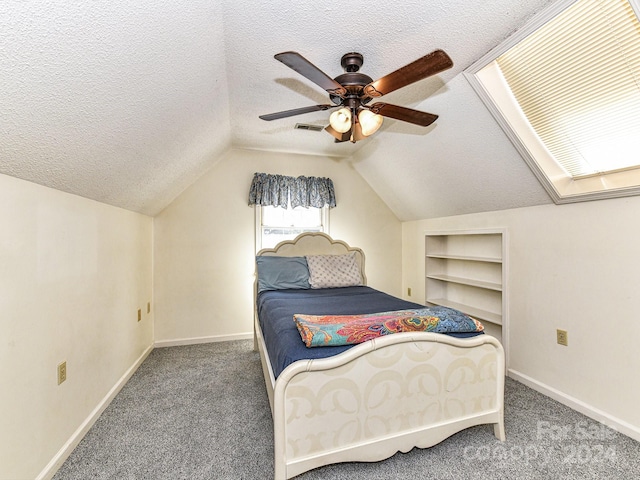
[{"xmin": 496, "ymin": 0, "xmax": 640, "ymax": 178}]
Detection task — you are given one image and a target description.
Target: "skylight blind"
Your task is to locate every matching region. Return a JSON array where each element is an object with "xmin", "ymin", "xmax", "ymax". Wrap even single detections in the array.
[{"xmin": 496, "ymin": 0, "xmax": 640, "ymax": 178}]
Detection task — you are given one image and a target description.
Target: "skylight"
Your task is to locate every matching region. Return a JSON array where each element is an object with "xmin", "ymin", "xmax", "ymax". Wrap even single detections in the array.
[{"xmin": 465, "ymin": 0, "xmax": 640, "ymax": 203}]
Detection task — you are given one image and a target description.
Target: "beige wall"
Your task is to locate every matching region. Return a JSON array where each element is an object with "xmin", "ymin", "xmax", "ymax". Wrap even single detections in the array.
[
  {"xmin": 153, "ymin": 148, "xmax": 402, "ymax": 343},
  {"xmin": 6, "ymin": 146, "xmax": 640, "ymax": 477},
  {"xmin": 402, "ymin": 195, "xmax": 640, "ymax": 440},
  {"xmin": 0, "ymin": 174, "xmax": 154, "ymax": 480}
]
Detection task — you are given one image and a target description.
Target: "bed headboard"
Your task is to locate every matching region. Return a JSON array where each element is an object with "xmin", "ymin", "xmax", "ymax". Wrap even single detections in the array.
[{"xmin": 257, "ymin": 232, "xmax": 366, "ymax": 285}]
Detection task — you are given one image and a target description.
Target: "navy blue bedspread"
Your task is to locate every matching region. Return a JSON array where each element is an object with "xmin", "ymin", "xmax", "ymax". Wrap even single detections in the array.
[{"xmin": 257, "ymin": 286, "xmax": 480, "ymax": 378}]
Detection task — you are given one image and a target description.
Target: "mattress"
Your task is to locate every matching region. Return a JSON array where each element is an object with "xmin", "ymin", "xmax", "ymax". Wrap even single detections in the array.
[{"xmin": 257, "ymin": 286, "xmax": 481, "ymax": 378}]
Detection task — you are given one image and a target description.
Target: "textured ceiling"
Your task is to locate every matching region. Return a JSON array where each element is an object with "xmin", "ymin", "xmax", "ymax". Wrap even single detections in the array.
[{"xmin": 1, "ymin": 0, "xmax": 554, "ymax": 218}]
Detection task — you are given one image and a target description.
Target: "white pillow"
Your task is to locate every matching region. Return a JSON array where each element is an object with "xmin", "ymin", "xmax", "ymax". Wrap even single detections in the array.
[{"xmin": 305, "ymin": 253, "xmax": 362, "ymax": 289}]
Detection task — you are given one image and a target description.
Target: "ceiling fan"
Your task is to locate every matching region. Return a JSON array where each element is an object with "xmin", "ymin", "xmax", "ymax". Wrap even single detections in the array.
[{"xmin": 259, "ymin": 50, "xmax": 453, "ymax": 143}]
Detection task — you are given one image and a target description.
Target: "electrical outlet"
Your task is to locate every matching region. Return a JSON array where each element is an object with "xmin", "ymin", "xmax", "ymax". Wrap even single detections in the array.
[
  {"xmin": 57, "ymin": 361, "xmax": 67, "ymax": 385},
  {"xmin": 557, "ymin": 329, "xmax": 568, "ymax": 346},
  {"xmin": 147, "ymin": 302, "xmax": 151, "ymax": 314},
  {"xmin": 407, "ymin": 287, "xmax": 412, "ymax": 296},
  {"xmin": 137, "ymin": 309, "xmax": 142, "ymax": 322}
]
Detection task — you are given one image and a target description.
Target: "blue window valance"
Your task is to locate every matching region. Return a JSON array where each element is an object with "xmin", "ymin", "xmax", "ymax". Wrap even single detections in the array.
[{"xmin": 248, "ymin": 172, "xmax": 337, "ymax": 209}]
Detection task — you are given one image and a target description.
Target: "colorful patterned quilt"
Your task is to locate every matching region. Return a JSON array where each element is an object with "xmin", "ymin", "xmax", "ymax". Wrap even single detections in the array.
[{"xmin": 293, "ymin": 306, "xmax": 484, "ymax": 348}]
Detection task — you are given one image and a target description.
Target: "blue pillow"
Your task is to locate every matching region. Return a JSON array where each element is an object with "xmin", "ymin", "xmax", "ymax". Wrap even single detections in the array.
[{"xmin": 256, "ymin": 256, "xmax": 310, "ymax": 293}]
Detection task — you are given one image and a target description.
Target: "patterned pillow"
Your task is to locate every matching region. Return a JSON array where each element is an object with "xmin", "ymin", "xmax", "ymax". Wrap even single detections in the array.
[{"xmin": 305, "ymin": 253, "xmax": 362, "ymax": 289}]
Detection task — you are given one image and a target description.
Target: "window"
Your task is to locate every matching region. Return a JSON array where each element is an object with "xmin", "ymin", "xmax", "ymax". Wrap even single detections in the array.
[
  {"xmin": 248, "ymin": 172, "xmax": 335, "ymax": 251},
  {"xmin": 256, "ymin": 204, "xmax": 328, "ymax": 251},
  {"xmin": 465, "ymin": 0, "xmax": 640, "ymax": 203}
]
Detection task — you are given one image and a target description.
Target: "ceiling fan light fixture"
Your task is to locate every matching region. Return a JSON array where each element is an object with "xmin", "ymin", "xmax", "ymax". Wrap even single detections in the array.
[
  {"xmin": 329, "ymin": 107, "xmax": 352, "ymax": 133},
  {"xmin": 358, "ymin": 109, "xmax": 383, "ymax": 136}
]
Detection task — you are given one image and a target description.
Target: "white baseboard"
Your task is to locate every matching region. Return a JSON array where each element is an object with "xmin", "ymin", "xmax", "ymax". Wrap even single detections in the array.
[
  {"xmin": 154, "ymin": 332, "xmax": 253, "ymax": 348},
  {"xmin": 508, "ymin": 369, "xmax": 640, "ymax": 443},
  {"xmin": 37, "ymin": 344, "xmax": 154, "ymax": 480}
]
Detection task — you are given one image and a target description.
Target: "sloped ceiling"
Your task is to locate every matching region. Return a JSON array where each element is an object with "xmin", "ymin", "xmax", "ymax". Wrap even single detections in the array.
[{"xmin": 1, "ymin": 0, "xmax": 554, "ymax": 219}]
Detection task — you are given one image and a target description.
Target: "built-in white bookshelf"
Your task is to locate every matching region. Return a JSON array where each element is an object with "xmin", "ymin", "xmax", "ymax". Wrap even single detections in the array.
[{"xmin": 425, "ymin": 229, "xmax": 508, "ymax": 357}]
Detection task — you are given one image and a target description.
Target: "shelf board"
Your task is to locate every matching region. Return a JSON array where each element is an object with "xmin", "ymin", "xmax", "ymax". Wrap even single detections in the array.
[
  {"xmin": 426, "ymin": 298, "xmax": 502, "ymax": 325},
  {"xmin": 426, "ymin": 274, "xmax": 502, "ymax": 291},
  {"xmin": 425, "ymin": 253, "xmax": 502, "ymax": 263}
]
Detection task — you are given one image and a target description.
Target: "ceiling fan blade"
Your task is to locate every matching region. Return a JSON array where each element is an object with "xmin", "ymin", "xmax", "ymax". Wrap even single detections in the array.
[
  {"xmin": 369, "ymin": 103, "xmax": 439, "ymax": 127},
  {"xmin": 325, "ymin": 124, "xmax": 350, "ymax": 142},
  {"xmin": 259, "ymin": 104, "xmax": 334, "ymax": 121},
  {"xmin": 274, "ymin": 52, "xmax": 347, "ymax": 97},
  {"xmin": 363, "ymin": 49, "xmax": 453, "ymax": 98}
]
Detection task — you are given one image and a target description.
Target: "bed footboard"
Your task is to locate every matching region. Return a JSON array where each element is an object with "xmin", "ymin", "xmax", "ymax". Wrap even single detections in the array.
[{"xmin": 273, "ymin": 332, "xmax": 505, "ymax": 479}]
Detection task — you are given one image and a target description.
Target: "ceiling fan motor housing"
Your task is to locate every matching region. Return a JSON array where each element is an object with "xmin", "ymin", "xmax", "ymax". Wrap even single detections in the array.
[
  {"xmin": 330, "ymin": 52, "xmax": 374, "ymax": 105},
  {"xmin": 341, "ymin": 52, "xmax": 364, "ymax": 72}
]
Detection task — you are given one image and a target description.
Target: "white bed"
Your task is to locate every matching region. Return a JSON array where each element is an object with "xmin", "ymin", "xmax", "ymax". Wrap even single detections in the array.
[{"xmin": 254, "ymin": 232, "xmax": 505, "ymax": 479}]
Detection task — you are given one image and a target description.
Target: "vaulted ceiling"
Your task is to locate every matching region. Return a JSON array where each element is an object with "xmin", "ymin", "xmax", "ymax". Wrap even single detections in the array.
[{"xmin": 1, "ymin": 0, "xmax": 555, "ymax": 220}]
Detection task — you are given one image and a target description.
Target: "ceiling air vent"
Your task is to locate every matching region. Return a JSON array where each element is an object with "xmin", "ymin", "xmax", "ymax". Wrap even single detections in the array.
[{"xmin": 294, "ymin": 123, "xmax": 324, "ymax": 132}]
